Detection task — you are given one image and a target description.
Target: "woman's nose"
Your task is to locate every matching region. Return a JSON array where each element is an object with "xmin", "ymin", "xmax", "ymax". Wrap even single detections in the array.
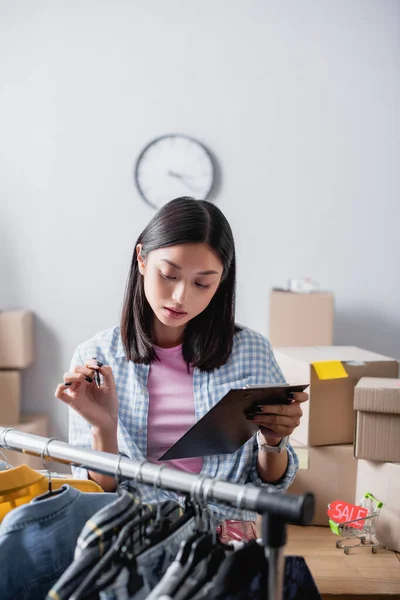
[{"xmin": 171, "ymin": 282, "xmax": 187, "ymax": 305}]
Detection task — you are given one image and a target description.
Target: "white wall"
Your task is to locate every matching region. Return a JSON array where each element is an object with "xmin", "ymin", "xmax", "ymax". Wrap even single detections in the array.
[{"xmin": 1, "ymin": 0, "xmax": 399, "ymax": 440}]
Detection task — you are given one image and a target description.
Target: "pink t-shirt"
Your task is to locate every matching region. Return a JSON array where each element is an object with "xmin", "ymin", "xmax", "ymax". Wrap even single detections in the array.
[{"xmin": 146, "ymin": 344, "xmax": 203, "ymax": 474}]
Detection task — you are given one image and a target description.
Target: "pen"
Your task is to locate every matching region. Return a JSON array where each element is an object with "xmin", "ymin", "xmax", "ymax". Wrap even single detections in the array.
[{"xmin": 92, "ymin": 357, "xmax": 101, "ymax": 388}]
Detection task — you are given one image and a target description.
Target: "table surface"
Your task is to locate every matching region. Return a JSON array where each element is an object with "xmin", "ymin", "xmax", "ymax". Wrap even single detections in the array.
[{"xmin": 285, "ymin": 525, "xmax": 400, "ymax": 598}]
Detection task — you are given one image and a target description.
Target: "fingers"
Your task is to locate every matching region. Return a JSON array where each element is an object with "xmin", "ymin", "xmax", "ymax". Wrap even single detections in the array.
[
  {"xmin": 65, "ymin": 370, "xmax": 94, "ymax": 385},
  {"xmin": 54, "ymin": 370, "xmax": 94, "ymax": 401},
  {"xmin": 73, "ymin": 365, "xmax": 96, "ymax": 383},
  {"xmin": 290, "ymin": 392, "xmax": 309, "ymax": 403},
  {"xmin": 55, "ymin": 383, "xmax": 75, "ymax": 404},
  {"xmin": 250, "ymin": 402, "xmax": 304, "ymax": 417},
  {"xmin": 254, "ymin": 391, "xmax": 308, "ymax": 415},
  {"xmin": 55, "ymin": 360, "xmax": 115, "ymax": 404},
  {"xmin": 250, "ymin": 412, "xmax": 302, "ymax": 429},
  {"xmin": 84, "ymin": 359, "xmax": 102, "ymax": 374},
  {"xmin": 83, "ymin": 360, "xmax": 115, "ymax": 384},
  {"xmin": 248, "ymin": 401, "xmax": 304, "ymax": 436},
  {"xmin": 85, "ymin": 358, "xmax": 103, "ymax": 387}
]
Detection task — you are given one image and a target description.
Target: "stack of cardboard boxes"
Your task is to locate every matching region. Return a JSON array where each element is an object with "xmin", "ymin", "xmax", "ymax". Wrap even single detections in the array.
[
  {"xmin": 0, "ymin": 310, "xmax": 49, "ymax": 468},
  {"xmin": 273, "ymin": 346, "xmax": 399, "ymax": 526},
  {"xmin": 269, "ymin": 290, "xmax": 400, "ymax": 536},
  {"xmin": 353, "ymin": 377, "xmax": 400, "ymax": 549}
]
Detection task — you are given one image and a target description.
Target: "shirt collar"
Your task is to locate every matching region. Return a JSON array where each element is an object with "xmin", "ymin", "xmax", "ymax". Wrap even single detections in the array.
[
  {"xmin": 0, "ymin": 464, "xmax": 44, "ymax": 494},
  {"xmin": 115, "ymin": 335, "xmax": 126, "ymax": 358}
]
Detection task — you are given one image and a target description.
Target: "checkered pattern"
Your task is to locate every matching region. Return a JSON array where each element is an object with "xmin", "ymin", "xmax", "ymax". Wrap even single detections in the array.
[{"xmin": 68, "ymin": 325, "xmax": 299, "ymax": 520}]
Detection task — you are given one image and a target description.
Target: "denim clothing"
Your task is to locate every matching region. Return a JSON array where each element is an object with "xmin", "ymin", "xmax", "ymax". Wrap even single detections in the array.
[
  {"xmin": 69, "ymin": 325, "xmax": 298, "ymax": 521},
  {"xmin": 0, "ymin": 485, "xmax": 116, "ymax": 600},
  {"xmin": 50, "ymin": 491, "xmax": 185, "ymax": 600}
]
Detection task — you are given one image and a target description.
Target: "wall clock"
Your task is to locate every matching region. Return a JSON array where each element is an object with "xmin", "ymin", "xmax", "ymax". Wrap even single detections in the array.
[{"xmin": 134, "ymin": 134, "xmax": 216, "ymax": 209}]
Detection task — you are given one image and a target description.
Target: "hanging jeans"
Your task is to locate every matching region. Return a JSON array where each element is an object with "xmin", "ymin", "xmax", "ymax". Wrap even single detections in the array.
[{"xmin": 0, "ymin": 485, "xmax": 117, "ymax": 600}]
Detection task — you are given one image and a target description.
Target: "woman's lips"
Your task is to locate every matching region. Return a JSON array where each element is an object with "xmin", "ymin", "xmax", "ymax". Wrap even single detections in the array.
[{"xmin": 163, "ymin": 307, "xmax": 188, "ymax": 320}]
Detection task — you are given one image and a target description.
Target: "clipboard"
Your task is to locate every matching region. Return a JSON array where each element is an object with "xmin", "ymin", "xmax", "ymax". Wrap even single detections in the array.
[{"xmin": 159, "ymin": 383, "xmax": 308, "ymax": 460}]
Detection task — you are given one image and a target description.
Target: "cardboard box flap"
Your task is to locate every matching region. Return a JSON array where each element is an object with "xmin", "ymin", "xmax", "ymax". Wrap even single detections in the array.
[
  {"xmin": 356, "ymin": 377, "xmax": 400, "ymax": 390},
  {"xmin": 275, "ymin": 346, "xmax": 398, "ymax": 364},
  {"xmin": 354, "ymin": 377, "xmax": 400, "ymax": 415}
]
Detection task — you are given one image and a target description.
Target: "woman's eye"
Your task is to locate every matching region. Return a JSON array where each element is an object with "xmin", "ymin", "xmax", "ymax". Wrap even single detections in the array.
[
  {"xmin": 159, "ymin": 272, "xmax": 176, "ymax": 281},
  {"xmin": 195, "ymin": 282, "xmax": 211, "ymax": 289}
]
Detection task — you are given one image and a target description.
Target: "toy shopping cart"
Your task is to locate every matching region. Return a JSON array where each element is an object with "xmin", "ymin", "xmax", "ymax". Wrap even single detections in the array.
[{"xmin": 328, "ymin": 493, "xmax": 383, "ymax": 554}]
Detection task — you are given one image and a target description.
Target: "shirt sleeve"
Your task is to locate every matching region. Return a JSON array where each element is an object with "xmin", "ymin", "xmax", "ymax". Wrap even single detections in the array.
[
  {"xmin": 245, "ymin": 335, "xmax": 299, "ymax": 491},
  {"xmin": 247, "ymin": 440, "xmax": 299, "ymax": 491},
  {"xmin": 68, "ymin": 345, "xmax": 92, "ymax": 479}
]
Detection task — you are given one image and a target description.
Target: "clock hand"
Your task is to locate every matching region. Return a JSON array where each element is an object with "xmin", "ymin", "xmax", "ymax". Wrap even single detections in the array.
[
  {"xmin": 168, "ymin": 170, "xmax": 199, "ymax": 192},
  {"xmin": 168, "ymin": 170, "xmax": 197, "ymax": 180}
]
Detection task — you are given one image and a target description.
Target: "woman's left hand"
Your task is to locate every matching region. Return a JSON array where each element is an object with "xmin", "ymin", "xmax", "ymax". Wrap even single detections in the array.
[{"xmin": 248, "ymin": 391, "xmax": 309, "ymax": 443}]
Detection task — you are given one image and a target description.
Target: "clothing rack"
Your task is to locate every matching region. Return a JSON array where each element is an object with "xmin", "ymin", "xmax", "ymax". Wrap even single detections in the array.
[{"xmin": 0, "ymin": 426, "xmax": 315, "ymax": 600}]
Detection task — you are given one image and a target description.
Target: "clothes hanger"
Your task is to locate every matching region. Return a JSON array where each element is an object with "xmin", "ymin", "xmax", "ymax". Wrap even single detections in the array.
[
  {"xmin": 34, "ymin": 438, "xmax": 65, "ymax": 501},
  {"xmin": 166, "ymin": 477, "xmax": 217, "ymax": 598},
  {"xmin": 69, "ymin": 457, "xmax": 147, "ymax": 600},
  {"xmin": 168, "ymin": 476, "xmax": 234, "ymax": 598},
  {"xmin": 0, "ymin": 449, "xmax": 12, "ymax": 470},
  {"xmin": 174, "ymin": 475, "xmax": 217, "ymax": 566},
  {"xmin": 139, "ymin": 464, "xmax": 195, "ymax": 549},
  {"xmin": 144, "ymin": 465, "xmax": 168, "ymax": 538},
  {"xmin": 84, "ymin": 461, "xmax": 193, "ymax": 598},
  {"xmin": 0, "ymin": 429, "xmax": 15, "ymax": 471},
  {"xmin": 177, "ymin": 480, "xmax": 237, "ymax": 600}
]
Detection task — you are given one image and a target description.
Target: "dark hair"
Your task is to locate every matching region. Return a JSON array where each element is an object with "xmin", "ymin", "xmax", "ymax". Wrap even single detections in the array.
[{"xmin": 121, "ymin": 196, "xmax": 239, "ymax": 370}]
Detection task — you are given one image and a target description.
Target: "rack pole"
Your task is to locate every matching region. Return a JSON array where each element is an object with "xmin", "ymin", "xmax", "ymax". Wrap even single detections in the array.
[
  {"xmin": 0, "ymin": 427, "xmax": 314, "ymax": 527},
  {"xmin": 262, "ymin": 512, "xmax": 287, "ymax": 600}
]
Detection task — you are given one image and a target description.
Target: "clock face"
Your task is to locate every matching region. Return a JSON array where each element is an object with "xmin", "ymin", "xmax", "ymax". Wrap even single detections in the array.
[{"xmin": 134, "ymin": 134, "xmax": 216, "ymax": 209}]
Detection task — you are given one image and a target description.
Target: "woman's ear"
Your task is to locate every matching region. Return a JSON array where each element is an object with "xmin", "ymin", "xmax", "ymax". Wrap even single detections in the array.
[{"xmin": 136, "ymin": 244, "xmax": 145, "ymax": 275}]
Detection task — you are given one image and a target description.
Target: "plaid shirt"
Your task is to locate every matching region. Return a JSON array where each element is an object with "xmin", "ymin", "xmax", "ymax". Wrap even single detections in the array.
[{"xmin": 69, "ymin": 325, "xmax": 299, "ymax": 520}]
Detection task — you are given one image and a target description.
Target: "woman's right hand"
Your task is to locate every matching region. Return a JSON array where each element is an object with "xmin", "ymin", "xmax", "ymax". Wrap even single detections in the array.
[{"xmin": 55, "ymin": 359, "xmax": 119, "ymax": 434}]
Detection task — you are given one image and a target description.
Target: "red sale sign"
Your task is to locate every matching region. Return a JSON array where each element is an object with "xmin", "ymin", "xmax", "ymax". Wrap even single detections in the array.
[{"xmin": 327, "ymin": 501, "xmax": 369, "ymax": 529}]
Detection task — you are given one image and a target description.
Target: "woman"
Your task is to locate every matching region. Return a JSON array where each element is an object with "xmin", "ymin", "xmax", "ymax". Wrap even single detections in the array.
[{"xmin": 55, "ymin": 196, "xmax": 307, "ymax": 521}]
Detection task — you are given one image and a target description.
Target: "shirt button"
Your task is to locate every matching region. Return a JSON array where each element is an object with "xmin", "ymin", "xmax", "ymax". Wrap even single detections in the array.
[
  {"xmin": 138, "ymin": 428, "xmax": 144, "ymax": 434},
  {"xmin": 141, "ymin": 387, "xmax": 146, "ymax": 395}
]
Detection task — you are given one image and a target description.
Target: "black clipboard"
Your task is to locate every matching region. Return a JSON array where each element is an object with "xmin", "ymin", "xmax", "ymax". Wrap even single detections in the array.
[{"xmin": 159, "ymin": 383, "xmax": 308, "ymax": 460}]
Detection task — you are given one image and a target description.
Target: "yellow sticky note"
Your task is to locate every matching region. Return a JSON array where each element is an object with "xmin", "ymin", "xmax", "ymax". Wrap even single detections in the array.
[{"xmin": 312, "ymin": 361, "xmax": 348, "ymax": 380}]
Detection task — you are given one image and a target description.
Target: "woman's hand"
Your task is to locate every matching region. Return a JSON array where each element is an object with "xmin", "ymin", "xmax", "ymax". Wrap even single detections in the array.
[
  {"xmin": 55, "ymin": 359, "xmax": 119, "ymax": 434},
  {"xmin": 249, "ymin": 391, "xmax": 309, "ymax": 444}
]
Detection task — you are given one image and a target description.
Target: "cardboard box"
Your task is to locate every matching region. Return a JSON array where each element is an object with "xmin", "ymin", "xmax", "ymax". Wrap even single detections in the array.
[
  {"xmin": 274, "ymin": 346, "xmax": 399, "ymax": 446},
  {"xmin": 354, "ymin": 378, "xmax": 400, "ymax": 462},
  {"xmin": 356, "ymin": 460, "xmax": 400, "ymax": 553},
  {"xmin": 288, "ymin": 445, "xmax": 358, "ymax": 526},
  {"xmin": 375, "ymin": 504, "xmax": 400, "ymax": 552},
  {"xmin": 0, "ymin": 310, "xmax": 34, "ymax": 369},
  {"xmin": 0, "ymin": 371, "xmax": 20, "ymax": 424},
  {"xmin": 356, "ymin": 459, "xmax": 400, "ymax": 514},
  {"xmin": 1, "ymin": 415, "xmax": 49, "ymax": 470},
  {"xmin": 269, "ymin": 290, "xmax": 334, "ymax": 347}
]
